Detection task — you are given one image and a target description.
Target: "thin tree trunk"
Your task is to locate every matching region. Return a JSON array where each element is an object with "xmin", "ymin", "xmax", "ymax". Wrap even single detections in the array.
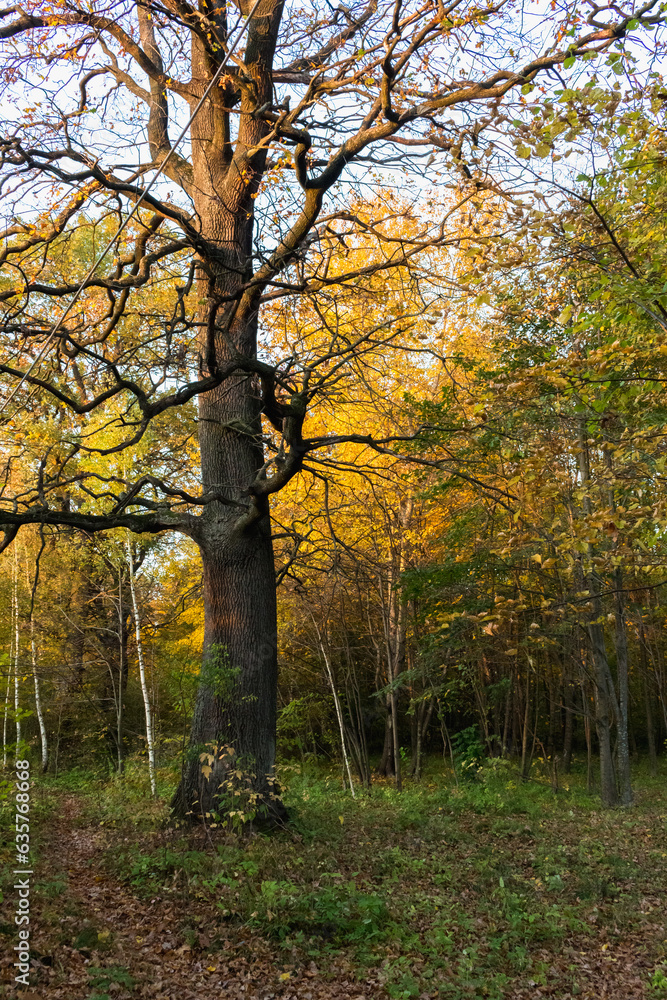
[
  {"xmin": 511, "ymin": 686, "xmax": 521, "ymax": 758},
  {"xmin": 521, "ymin": 666, "xmax": 531, "ymax": 781},
  {"xmin": 377, "ymin": 583, "xmax": 401, "ymax": 785},
  {"xmin": 604, "ymin": 435, "xmax": 632, "ymax": 805},
  {"xmin": 116, "ymin": 567, "xmax": 125, "ymax": 775},
  {"xmin": 644, "ymin": 674, "xmax": 658, "ymax": 775},
  {"xmin": 390, "ymin": 684, "xmax": 402, "ymax": 791},
  {"xmin": 414, "ymin": 716, "xmax": 422, "ymax": 780},
  {"xmin": 530, "ymin": 670, "xmax": 539, "ymax": 773},
  {"xmin": 411, "ymin": 701, "xmax": 422, "ymax": 780},
  {"xmin": 126, "ymin": 537, "xmax": 157, "ymax": 797},
  {"xmin": 577, "ymin": 422, "xmax": 618, "ymax": 806},
  {"xmin": 2, "ymin": 647, "xmax": 11, "ymax": 771},
  {"xmin": 546, "ymin": 665, "xmax": 559, "ymax": 759},
  {"xmin": 648, "ymin": 632, "xmax": 667, "ymax": 737},
  {"xmin": 580, "ymin": 664, "xmax": 594, "ymax": 794},
  {"xmin": 25, "ymin": 540, "xmax": 48, "ymax": 772},
  {"xmin": 376, "ymin": 704, "xmax": 393, "ymax": 776},
  {"xmin": 640, "ymin": 631, "xmax": 658, "ymax": 776},
  {"xmin": 382, "ymin": 575, "xmax": 403, "ymax": 789},
  {"xmin": 412, "ymin": 696, "xmax": 434, "ymax": 778},
  {"xmin": 630, "ymin": 724, "xmax": 638, "ymax": 758},
  {"xmin": 380, "ymin": 499, "xmax": 412, "ymax": 791},
  {"xmin": 588, "ymin": 618, "xmax": 618, "ymax": 805},
  {"xmin": 3, "ymin": 568, "xmax": 16, "ymax": 771},
  {"xmin": 613, "ymin": 568, "xmax": 633, "ymax": 805},
  {"xmin": 473, "ymin": 662, "xmax": 491, "ymax": 754},
  {"xmin": 437, "ymin": 698, "xmax": 458, "ymax": 786},
  {"xmin": 31, "ymin": 630, "xmax": 47, "ymax": 773},
  {"xmin": 314, "ymin": 624, "xmax": 355, "ymax": 798},
  {"xmin": 502, "ymin": 671, "xmax": 513, "ymax": 757},
  {"xmin": 54, "ymin": 702, "xmax": 63, "ymax": 780},
  {"xmin": 562, "ymin": 677, "xmax": 574, "ymax": 774},
  {"xmin": 645, "ymin": 637, "xmax": 667, "ymax": 737},
  {"xmin": 344, "ymin": 632, "xmax": 371, "ymax": 789}
]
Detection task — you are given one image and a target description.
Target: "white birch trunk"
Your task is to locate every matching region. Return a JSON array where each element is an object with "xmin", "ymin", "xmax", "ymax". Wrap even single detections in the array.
[
  {"xmin": 31, "ymin": 628, "xmax": 48, "ymax": 772},
  {"xmin": 313, "ymin": 620, "xmax": 355, "ymax": 798},
  {"xmin": 24, "ymin": 548, "xmax": 48, "ymax": 772},
  {"xmin": 2, "ymin": 570, "xmax": 15, "ymax": 770},
  {"xmin": 2, "ymin": 628, "xmax": 12, "ymax": 771},
  {"xmin": 126, "ymin": 536, "xmax": 156, "ymax": 797}
]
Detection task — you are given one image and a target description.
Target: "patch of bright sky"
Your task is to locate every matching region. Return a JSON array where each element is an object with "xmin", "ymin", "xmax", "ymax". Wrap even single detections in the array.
[{"xmin": 0, "ymin": 0, "xmax": 664, "ymax": 274}]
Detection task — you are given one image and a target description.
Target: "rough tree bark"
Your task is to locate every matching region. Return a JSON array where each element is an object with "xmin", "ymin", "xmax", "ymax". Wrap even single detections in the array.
[{"xmin": 170, "ymin": 3, "xmax": 297, "ymax": 821}]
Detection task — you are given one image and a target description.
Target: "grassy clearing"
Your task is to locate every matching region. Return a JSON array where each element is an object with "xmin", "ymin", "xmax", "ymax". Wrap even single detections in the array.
[{"xmin": 4, "ymin": 755, "xmax": 667, "ymax": 999}]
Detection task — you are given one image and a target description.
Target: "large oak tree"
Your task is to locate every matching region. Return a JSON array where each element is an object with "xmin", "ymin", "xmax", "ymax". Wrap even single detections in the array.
[{"xmin": 0, "ymin": 0, "xmax": 659, "ymax": 819}]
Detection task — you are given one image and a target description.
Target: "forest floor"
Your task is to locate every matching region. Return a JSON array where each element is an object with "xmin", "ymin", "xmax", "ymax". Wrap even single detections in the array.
[{"xmin": 1, "ymin": 757, "xmax": 667, "ymax": 1000}]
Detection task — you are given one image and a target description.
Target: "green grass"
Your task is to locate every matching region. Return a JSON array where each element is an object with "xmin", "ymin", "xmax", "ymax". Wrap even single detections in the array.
[
  {"xmin": 87, "ymin": 964, "xmax": 135, "ymax": 1000},
  {"xmin": 36, "ymin": 759, "xmax": 175, "ymax": 828},
  {"xmin": 21, "ymin": 754, "xmax": 667, "ymax": 998}
]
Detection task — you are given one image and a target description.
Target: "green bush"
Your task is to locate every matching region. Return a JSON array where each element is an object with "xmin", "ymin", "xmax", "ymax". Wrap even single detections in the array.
[
  {"xmin": 247, "ymin": 877, "xmax": 391, "ymax": 946},
  {"xmin": 451, "ymin": 726, "xmax": 486, "ymax": 779}
]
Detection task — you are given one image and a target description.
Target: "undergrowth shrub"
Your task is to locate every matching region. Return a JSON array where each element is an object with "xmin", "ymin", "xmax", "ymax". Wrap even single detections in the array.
[
  {"xmin": 451, "ymin": 726, "xmax": 486, "ymax": 780},
  {"xmin": 245, "ymin": 877, "xmax": 392, "ymax": 947}
]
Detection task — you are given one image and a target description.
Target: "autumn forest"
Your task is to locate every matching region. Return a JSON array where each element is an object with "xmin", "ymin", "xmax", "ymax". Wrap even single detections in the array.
[{"xmin": 1, "ymin": 0, "xmax": 667, "ymax": 997}]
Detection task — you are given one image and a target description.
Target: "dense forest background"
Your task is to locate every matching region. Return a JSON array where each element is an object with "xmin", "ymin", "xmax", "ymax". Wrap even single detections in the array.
[{"xmin": 4, "ymin": 100, "xmax": 667, "ymax": 809}]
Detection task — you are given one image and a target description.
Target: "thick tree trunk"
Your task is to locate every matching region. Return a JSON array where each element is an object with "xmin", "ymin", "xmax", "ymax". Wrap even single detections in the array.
[
  {"xmin": 171, "ymin": 10, "xmax": 287, "ymax": 821},
  {"xmin": 174, "ymin": 524, "xmax": 285, "ymax": 823},
  {"xmin": 171, "ymin": 245, "xmax": 285, "ymax": 820}
]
